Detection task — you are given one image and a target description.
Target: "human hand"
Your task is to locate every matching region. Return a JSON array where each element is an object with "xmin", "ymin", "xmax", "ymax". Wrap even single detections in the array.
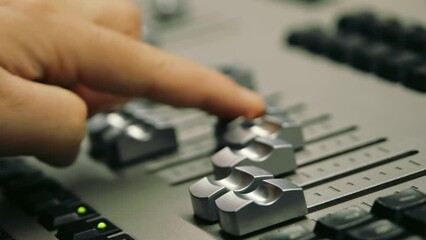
[{"xmin": 0, "ymin": 0, "xmax": 265, "ymax": 166}]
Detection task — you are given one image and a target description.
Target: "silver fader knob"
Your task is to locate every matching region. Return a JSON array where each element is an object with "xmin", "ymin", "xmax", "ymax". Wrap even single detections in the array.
[
  {"xmin": 212, "ymin": 137, "xmax": 296, "ymax": 179},
  {"xmin": 189, "ymin": 166, "xmax": 273, "ymax": 222},
  {"xmin": 215, "ymin": 179, "xmax": 307, "ymax": 236},
  {"xmin": 224, "ymin": 115, "xmax": 304, "ymax": 150}
]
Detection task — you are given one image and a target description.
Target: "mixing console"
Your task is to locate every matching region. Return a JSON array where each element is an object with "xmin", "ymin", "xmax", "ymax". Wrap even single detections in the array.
[{"xmin": 0, "ymin": 0, "xmax": 425, "ymax": 239}]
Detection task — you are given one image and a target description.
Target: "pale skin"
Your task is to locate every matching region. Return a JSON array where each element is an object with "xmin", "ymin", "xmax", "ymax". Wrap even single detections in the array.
[{"xmin": 0, "ymin": 0, "xmax": 265, "ymax": 166}]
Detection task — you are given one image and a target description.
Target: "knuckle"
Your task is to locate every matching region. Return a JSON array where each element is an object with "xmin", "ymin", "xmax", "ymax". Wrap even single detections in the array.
[
  {"xmin": 114, "ymin": 0, "xmax": 141, "ymax": 31},
  {"xmin": 117, "ymin": 0, "xmax": 141, "ymax": 22}
]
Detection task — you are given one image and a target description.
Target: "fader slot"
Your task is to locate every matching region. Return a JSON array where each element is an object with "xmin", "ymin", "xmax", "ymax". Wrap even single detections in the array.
[
  {"xmin": 157, "ymin": 156, "xmax": 213, "ymax": 185},
  {"xmin": 145, "ymin": 138, "xmax": 216, "ymax": 173},
  {"xmin": 296, "ymin": 131, "xmax": 387, "ymax": 166},
  {"xmin": 176, "ymin": 123, "xmax": 214, "ymax": 143},
  {"xmin": 300, "ymin": 113, "xmax": 331, "ymax": 127},
  {"xmin": 304, "ymin": 125, "xmax": 358, "ymax": 145},
  {"xmin": 259, "ymin": 176, "xmax": 426, "ymax": 240},
  {"xmin": 287, "ymin": 143, "xmax": 418, "ymax": 188},
  {"xmin": 306, "ymin": 176, "xmax": 426, "ymax": 222},
  {"xmin": 151, "ymin": 112, "xmax": 362, "ymax": 176},
  {"xmin": 157, "ymin": 130, "xmax": 387, "ymax": 185},
  {"xmin": 304, "ymin": 156, "xmax": 426, "ymax": 212}
]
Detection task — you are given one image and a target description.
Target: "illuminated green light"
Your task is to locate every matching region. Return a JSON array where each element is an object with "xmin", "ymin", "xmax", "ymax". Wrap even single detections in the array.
[
  {"xmin": 76, "ymin": 206, "xmax": 87, "ymax": 215},
  {"xmin": 97, "ymin": 222, "xmax": 107, "ymax": 230}
]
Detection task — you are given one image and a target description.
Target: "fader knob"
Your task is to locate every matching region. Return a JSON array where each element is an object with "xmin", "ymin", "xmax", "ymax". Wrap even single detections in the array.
[
  {"xmin": 87, "ymin": 113, "xmax": 129, "ymax": 159},
  {"xmin": 87, "ymin": 102, "xmax": 178, "ymax": 169},
  {"xmin": 212, "ymin": 137, "xmax": 296, "ymax": 179},
  {"xmin": 223, "ymin": 115, "xmax": 304, "ymax": 150},
  {"xmin": 189, "ymin": 166, "xmax": 273, "ymax": 221},
  {"xmin": 106, "ymin": 117, "xmax": 177, "ymax": 168},
  {"xmin": 216, "ymin": 179, "xmax": 307, "ymax": 236}
]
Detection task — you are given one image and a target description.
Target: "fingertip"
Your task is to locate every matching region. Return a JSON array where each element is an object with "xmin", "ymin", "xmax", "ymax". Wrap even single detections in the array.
[
  {"xmin": 36, "ymin": 146, "xmax": 80, "ymax": 167},
  {"xmin": 237, "ymin": 87, "xmax": 266, "ymax": 119}
]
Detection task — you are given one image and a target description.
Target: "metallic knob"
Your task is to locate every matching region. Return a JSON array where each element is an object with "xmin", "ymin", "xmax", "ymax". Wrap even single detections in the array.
[
  {"xmin": 189, "ymin": 166, "xmax": 273, "ymax": 221},
  {"xmin": 107, "ymin": 116, "xmax": 177, "ymax": 168},
  {"xmin": 223, "ymin": 115, "xmax": 304, "ymax": 150},
  {"xmin": 151, "ymin": 0, "xmax": 187, "ymax": 21},
  {"xmin": 88, "ymin": 112, "xmax": 130, "ymax": 159},
  {"xmin": 216, "ymin": 179, "xmax": 307, "ymax": 236},
  {"xmin": 212, "ymin": 137, "xmax": 296, "ymax": 179},
  {"xmin": 87, "ymin": 102, "xmax": 178, "ymax": 169}
]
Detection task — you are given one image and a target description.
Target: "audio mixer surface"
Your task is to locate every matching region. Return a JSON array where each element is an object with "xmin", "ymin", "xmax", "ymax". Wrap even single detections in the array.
[{"xmin": 0, "ymin": 0, "xmax": 425, "ymax": 239}]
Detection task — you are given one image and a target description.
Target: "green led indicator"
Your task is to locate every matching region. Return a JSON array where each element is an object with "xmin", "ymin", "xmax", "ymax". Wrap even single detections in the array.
[
  {"xmin": 97, "ymin": 222, "xmax": 107, "ymax": 230},
  {"xmin": 76, "ymin": 206, "xmax": 87, "ymax": 215}
]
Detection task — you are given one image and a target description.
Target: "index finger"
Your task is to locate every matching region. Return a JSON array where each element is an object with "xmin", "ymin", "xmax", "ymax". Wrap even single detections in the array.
[{"xmin": 52, "ymin": 17, "xmax": 265, "ymax": 118}]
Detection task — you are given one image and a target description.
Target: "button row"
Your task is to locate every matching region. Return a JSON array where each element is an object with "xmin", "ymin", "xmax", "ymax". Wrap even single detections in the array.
[
  {"xmin": 337, "ymin": 12, "xmax": 426, "ymax": 54},
  {"xmin": 0, "ymin": 158, "xmax": 134, "ymax": 240},
  {"xmin": 287, "ymin": 11, "xmax": 426, "ymax": 93},
  {"xmin": 88, "ymin": 100, "xmax": 178, "ymax": 169}
]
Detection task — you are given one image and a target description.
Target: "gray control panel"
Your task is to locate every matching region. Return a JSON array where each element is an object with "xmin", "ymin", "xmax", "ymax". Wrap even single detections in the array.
[{"xmin": 0, "ymin": 0, "xmax": 425, "ymax": 239}]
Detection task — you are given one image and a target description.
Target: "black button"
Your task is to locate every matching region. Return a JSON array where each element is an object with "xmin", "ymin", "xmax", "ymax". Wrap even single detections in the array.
[
  {"xmin": 3, "ymin": 175, "xmax": 53, "ymax": 199},
  {"xmin": 0, "ymin": 163, "xmax": 42, "ymax": 186},
  {"xmin": 337, "ymin": 12, "xmax": 378, "ymax": 37},
  {"xmin": 376, "ymin": 19, "xmax": 405, "ymax": 45},
  {"xmin": 288, "ymin": 29, "xmax": 332, "ymax": 55},
  {"xmin": 38, "ymin": 202, "xmax": 99, "ymax": 230},
  {"xmin": 401, "ymin": 204, "xmax": 426, "ymax": 236},
  {"xmin": 371, "ymin": 188, "xmax": 426, "ymax": 222},
  {"xmin": 2, "ymin": 176, "xmax": 79, "ymax": 215},
  {"xmin": 404, "ymin": 64, "xmax": 426, "ymax": 92},
  {"xmin": 346, "ymin": 220, "xmax": 405, "ymax": 240},
  {"xmin": 375, "ymin": 51, "xmax": 423, "ymax": 82},
  {"xmin": 314, "ymin": 206, "xmax": 373, "ymax": 239},
  {"xmin": 287, "ymin": 30, "xmax": 309, "ymax": 47},
  {"xmin": 292, "ymin": 29, "xmax": 331, "ymax": 54},
  {"xmin": 261, "ymin": 224, "xmax": 315, "ymax": 240},
  {"xmin": 350, "ymin": 43, "xmax": 392, "ymax": 72},
  {"xmin": 0, "ymin": 228, "xmax": 14, "ymax": 240},
  {"xmin": 325, "ymin": 35, "xmax": 365, "ymax": 63},
  {"xmin": 18, "ymin": 188, "xmax": 78, "ymax": 215},
  {"xmin": 404, "ymin": 26, "xmax": 426, "ymax": 53},
  {"xmin": 56, "ymin": 218, "xmax": 121, "ymax": 240}
]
